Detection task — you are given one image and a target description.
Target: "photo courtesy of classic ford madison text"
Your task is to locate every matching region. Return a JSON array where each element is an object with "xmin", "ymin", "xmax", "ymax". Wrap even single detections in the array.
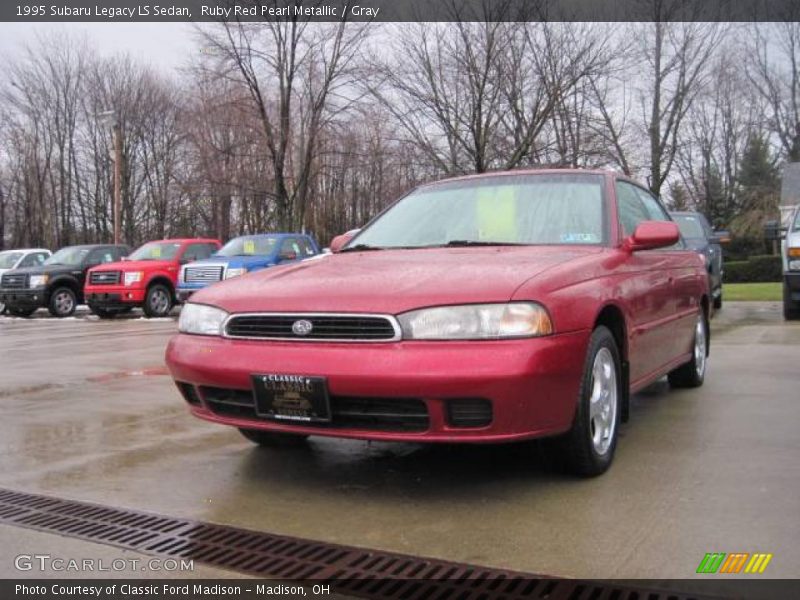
[{"xmin": 0, "ymin": 2, "xmax": 799, "ymax": 600}]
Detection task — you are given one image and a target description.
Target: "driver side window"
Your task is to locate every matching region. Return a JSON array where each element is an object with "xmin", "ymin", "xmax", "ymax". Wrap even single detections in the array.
[{"xmin": 616, "ymin": 182, "xmax": 651, "ymax": 237}]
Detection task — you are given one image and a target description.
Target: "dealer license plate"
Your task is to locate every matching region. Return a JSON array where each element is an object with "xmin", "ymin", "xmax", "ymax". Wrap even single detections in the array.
[{"xmin": 251, "ymin": 374, "xmax": 331, "ymax": 422}]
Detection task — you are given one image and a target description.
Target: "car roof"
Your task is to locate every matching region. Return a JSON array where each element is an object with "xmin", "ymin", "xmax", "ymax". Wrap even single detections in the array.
[
  {"xmin": 417, "ymin": 167, "xmax": 620, "ymax": 189},
  {"xmin": 0, "ymin": 248, "xmax": 50, "ymax": 253},
  {"xmin": 141, "ymin": 238, "xmax": 219, "ymax": 244}
]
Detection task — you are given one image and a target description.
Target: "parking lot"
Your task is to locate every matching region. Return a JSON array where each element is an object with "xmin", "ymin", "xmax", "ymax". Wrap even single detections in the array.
[{"xmin": 1, "ymin": 302, "xmax": 799, "ymax": 587}]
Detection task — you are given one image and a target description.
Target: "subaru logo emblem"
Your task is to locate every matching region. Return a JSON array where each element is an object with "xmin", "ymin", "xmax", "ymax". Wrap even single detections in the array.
[{"xmin": 292, "ymin": 319, "xmax": 313, "ymax": 336}]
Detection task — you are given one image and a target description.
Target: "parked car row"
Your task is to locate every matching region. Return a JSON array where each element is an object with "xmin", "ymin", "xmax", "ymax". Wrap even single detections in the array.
[{"xmin": 0, "ymin": 233, "xmax": 321, "ymax": 318}]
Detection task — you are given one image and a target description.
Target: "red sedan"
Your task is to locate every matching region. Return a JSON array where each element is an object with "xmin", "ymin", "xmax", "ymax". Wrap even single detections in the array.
[{"xmin": 165, "ymin": 169, "xmax": 709, "ymax": 476}]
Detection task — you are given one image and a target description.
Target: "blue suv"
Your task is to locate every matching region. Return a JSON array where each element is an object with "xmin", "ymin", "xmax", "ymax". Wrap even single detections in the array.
[{"xmin": 177, "ymin": 233, "xmax": 320, "ymax": 301}]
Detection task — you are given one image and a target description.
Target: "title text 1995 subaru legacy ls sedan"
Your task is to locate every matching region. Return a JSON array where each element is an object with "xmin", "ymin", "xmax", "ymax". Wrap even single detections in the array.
[{"xmin": 165, "ymin": 169, "xmax": 709, "ymax": 476}]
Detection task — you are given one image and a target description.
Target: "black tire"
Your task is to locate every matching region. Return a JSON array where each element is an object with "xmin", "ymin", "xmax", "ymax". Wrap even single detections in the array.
[
  {"xmin": 783, "ymin": 281, "xmax": 800, "ymax": 320},
  {"xmin": 8, "ymin": 307, "xmax": 36, "ymax": 318},
  {"xmin": 143, "ymin": 284, "xmax": 173, "ymax": 318},
  {"xmin": 713, "ymin": 292, "xmax": 722, "ymax": 311},
  {"xmin": 239, "ymin": 428, "xmax": 309, "ymax": 447},
  {"xmin": 48, "ymin": 287, "xmax": 77, "ymax": 318},
  {"xmin": 668, "ymin": 313, "xmax": 708, "ymax": 388},
  {"xmin": 0, "ymin": 302, "xmax": 6, "ymax": 315},
  {"xmin": 558, "ymin": 326, "xmax": 622, "ymax": 477}
]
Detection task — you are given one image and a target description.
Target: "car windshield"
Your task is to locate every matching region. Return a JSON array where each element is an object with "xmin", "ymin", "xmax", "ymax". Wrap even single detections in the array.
[
  {"xmin": 216, "ymin": 236, "xmax": 279, "ymax": 257},
  {"xmin": 128, "ymin": 242, "xmax": 181, "ymax": 261},
  {"xmin": 350, "ymin": 173, "xmax": 606, "ymax": 249},
  {"xmin": 44, "ymin": 247, "xmax": 90, "ymax": 266},
  {"xmin": 673, "ymin": 215, "xmax": 706, "ymax": 240},
  {"xmin": 0, "ymin": 252, "xmax": 24, "ymax": 268}
]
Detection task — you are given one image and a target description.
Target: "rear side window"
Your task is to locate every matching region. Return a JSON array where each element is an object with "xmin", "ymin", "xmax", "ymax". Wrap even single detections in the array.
[
  {"xmin": 297, "ymin": 238, "xmax": 317, "ymax": 256},
  {"xmin": 19, "ymin": 253, "xmax": 45, "ymax": 268},
  {"xmin": 89, "ymin": 248, "xmax": 116, "ymax": 265},
  {"xmin": 182, "ymin": 243, "xmax": 216, "ymax": 262}
]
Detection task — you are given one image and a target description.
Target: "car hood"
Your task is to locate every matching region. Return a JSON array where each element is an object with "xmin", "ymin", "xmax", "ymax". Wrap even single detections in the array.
[
  {"xmin": 187, "ymin": 255, "xmax": 274, "ymax": 269},
  {"xmin": 4, "ymin": 264, "xmax": 78, "ymax": 277},
  {"xmin": 192, "ymin": 246, "xmax": 602, "ymax": 314},
  {"xmin": 92, "ymin": 259, "xmax": 174, "ymax": 272}
]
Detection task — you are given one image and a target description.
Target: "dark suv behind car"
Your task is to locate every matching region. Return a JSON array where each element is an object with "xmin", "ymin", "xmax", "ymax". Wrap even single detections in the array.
[
  {"xmin": 671, "ymin": 212, "xmax": 729, "ymax": 310},
  {"xmin": 0, "ymin": 244, "xmax": 129, "ymax": 317}
]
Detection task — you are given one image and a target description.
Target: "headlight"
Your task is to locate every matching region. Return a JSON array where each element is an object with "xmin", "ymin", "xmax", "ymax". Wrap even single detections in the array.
[
  {"xmin": 224, "ymin": 267, "xmax": 247, "ymax": 279},
  {"xmin": 29, "ymin": 274, "xmax": 48, "ymax": 288},
  {"xmin": 789, "ymin": 260, "xmax": 800, "ymax": 271},
  {"xmin": 123, "ymin": 271, "xmax": 143, "ymax": 286},
  {"xmin": 398, "ymin": 302, "xmax": 553, "ymax": 340},
  {"xmin": 178, "ymin": 303, "xmax": 229, "ymax": 336}
]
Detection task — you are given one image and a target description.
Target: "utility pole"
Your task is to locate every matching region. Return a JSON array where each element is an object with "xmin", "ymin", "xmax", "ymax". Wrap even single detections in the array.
[
  {"xmin": 112, "ymin": 122, "xmax": 122, "ymax": 245},
  {"xmin": 97, "ymin": 110, "xmax": 121, "ymax": 245}
]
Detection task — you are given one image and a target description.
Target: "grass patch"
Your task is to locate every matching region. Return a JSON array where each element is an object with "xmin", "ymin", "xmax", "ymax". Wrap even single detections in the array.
[{"xmin": 723, "ymin": 282, "xmax": 782, "ymax": 302}]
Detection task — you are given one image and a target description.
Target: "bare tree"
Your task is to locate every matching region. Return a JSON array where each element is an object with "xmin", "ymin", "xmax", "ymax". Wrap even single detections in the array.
[{"xmin": 749, "ymin": 21, "xmax": 800, "ymax": 161}]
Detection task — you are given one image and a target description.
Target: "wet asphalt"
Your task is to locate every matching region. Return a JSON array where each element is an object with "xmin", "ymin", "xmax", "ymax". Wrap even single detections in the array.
[{"xmin": 0, "ymin": 303, "xmax": 798, "ymax": 587}]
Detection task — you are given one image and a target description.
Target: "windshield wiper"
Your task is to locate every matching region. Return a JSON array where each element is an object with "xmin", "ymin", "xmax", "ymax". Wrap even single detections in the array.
[
  {"xmin": 439, "ymin": 240, "xmax": 525, "ymax": 247},
  {"xmin": 339, "ymin": 244, "xmax": 384, "ymax": 253}
]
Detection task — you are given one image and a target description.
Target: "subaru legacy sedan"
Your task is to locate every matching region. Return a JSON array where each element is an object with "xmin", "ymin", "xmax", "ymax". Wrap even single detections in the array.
[{"xmin": 166, "ymin": 170, "xmax": 709, "ymax": 476}]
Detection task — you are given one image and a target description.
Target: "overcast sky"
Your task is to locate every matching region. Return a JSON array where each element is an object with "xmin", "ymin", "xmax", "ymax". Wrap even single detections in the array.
[{"xmin": 0, "ymin": 22, "xmax": 196, "ymax": 75}]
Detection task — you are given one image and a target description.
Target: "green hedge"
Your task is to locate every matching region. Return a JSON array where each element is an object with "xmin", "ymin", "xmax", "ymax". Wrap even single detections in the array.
[{"xmin": 723, "ymin": 254, "xmax": 782, "ymax": 284}]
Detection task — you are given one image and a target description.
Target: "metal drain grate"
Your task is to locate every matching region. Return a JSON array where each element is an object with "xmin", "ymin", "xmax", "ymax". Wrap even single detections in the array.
[{"xmin": 0, "ymin": 488, "xmax": 717, "ymax": 600}]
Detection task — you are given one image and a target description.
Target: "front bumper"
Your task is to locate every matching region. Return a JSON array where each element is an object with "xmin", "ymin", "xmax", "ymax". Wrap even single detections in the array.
[
  {"xmin": 165, "ymin": 330, "xmax": 590, "ymax": 443},
  {"xmin": 85, "ymin": 285, "xmax": 145, "ymax": 308},
  {"xmin": 0, "ymin": 289, "xmax": 46, "ymax": 310}
]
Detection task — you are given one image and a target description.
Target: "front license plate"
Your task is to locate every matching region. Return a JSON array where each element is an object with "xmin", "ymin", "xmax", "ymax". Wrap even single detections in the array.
[{"xmin": 251, "ymin": 374, "xmax": 331, "ymax": 423}]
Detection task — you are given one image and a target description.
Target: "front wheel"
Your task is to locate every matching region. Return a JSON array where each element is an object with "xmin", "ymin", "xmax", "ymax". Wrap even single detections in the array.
[
  {"xmin": 668, "ymin": 313, "xmax": 708, "ymax": 388},
  {"xmin": 48, "ymin": 287, "xmax": 77, "ymax": 318},
  {"xmin": 784, "ymin": 281, "xmax": 800, "ymax": 320},
  {"xmin": 713, "ymin": 291, "xmax": 722, "ymax": 311},
  {"xmin": 558, "ymin": 326, "xmax": 622, "ymax": 477},
  {"xmin": 239, "ymin": 428, "xmax": 309, "ymax": 447},
  {"xmin": 143, "ymin": 284, "xmax": 173, "ymax": 318}
]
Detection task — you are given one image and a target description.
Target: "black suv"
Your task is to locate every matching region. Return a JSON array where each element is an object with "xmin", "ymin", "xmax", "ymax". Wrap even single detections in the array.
[{"xmin": 0, "ymin": 244, "xmax": 129, "ymax": 317}]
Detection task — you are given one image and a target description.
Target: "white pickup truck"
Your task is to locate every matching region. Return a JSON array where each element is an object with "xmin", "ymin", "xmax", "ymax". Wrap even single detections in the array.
[{"xmin": 782, "ymin": 205, "xmax": 800, "ymax": 320}]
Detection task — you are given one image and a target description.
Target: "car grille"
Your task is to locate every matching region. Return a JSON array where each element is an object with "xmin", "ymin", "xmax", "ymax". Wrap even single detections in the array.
[
  {"xmin": 89, "ymin": 271, "xmax": 120, "ymax": 285},
  {"xmin": 184, "ymin": 265, "xmax": 224, "ymax": 284},
  {"xmin": 200, "ymin": 387, "xmax": 429, "ymax": 432},
  {"xmin": 1, "ymin": 273, "xmax": 27, "ymax": 289},
  {"xmin": 225, "ymin": 314, "xmax": 399, "ymax": 341}
]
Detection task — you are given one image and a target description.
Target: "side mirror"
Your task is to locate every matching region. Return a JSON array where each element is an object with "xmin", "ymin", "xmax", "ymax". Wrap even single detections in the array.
[
  {"xmin": 330, "ymin": 229, "xmax": 360, "ymax": 253},
  {"xmin": 179, "ymin": 258, "xmax": 190, "ymax": 265},
  {"xmin": 624, "ymin": 221, "xmax": 680, "ymax": 251},
  {"xmin": 710, "ymin": 230, "xmax": 731, "ymax": 244}
]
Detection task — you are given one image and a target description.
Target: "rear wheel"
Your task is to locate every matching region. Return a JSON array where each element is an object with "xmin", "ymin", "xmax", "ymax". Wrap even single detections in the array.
[
  {"xmin": 784, "ymin": 281, "xmax": 800, "ymax": 320},
  {"xmin": 48, "ymin": 287, "xmax": 76, "ymax": 318},
  {"xmin": 668, "ymin": 313, "xmax": 708, "ymax": 388},
  {"xmin": 143, "ymin": 284, "xmax": 173, "ymax": 318},
  {"xmin": 558, "ymin": 326, "xmax": 621, "ymax": 477},
  {"xmin": 239, "ymin": 428, "xmax": 309, "ymax": 447}
]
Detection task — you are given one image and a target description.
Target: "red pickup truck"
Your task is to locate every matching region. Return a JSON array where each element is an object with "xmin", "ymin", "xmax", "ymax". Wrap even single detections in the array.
[{"xmin": 85, "ymin": 238, "xmax": 221, "ymax": 318}]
